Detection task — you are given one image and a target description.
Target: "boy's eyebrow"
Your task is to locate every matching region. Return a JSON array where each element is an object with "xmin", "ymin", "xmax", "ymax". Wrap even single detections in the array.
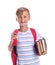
[{"xmin": 17, "ymin": 14, "xmax": 23, "ymax": 18}]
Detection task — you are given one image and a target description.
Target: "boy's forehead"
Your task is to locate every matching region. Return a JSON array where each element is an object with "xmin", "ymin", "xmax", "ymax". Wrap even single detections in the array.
[{"xmin": 17, "ymin": 11, "xmax": 29, "ymax": 17}]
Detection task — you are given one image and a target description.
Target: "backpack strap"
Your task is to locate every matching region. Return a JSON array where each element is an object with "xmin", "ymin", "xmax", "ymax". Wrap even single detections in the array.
[
  {"xmin": 11, "ymin": 29, "xmax": 18, "ymax": 65},
  {"xmin": 30, "ymin": 28, "xmax": 37, "ymax": 42}
]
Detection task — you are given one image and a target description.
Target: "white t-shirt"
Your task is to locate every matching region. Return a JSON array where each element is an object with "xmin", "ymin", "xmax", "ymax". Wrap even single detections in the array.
[{"xmin": 16, "ymin": 28, "xmax": 42, "ymax": 65}]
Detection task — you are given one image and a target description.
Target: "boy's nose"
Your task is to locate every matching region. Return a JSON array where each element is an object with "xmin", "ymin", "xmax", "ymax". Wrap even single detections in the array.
[{"xmin": 21, "ymin": 18, "xmax": 24, "ymax": 23}]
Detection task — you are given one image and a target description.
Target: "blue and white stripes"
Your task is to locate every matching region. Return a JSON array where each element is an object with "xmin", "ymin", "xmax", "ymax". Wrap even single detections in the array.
[{"xmin": 16, "ymin": 28, "xmax": 41, "ymax": 65}]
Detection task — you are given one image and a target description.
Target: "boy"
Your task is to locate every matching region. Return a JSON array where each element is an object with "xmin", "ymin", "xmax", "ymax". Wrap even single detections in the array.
[{"xmin": 8, "ymin": 7, "xmax": 43, "ymax": 65}]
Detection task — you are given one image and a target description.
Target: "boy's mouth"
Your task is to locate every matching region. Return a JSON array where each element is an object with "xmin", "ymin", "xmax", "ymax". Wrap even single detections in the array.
[{"xmin": 20, "ymin": 22, "xmax": 27, "ymax": 26}]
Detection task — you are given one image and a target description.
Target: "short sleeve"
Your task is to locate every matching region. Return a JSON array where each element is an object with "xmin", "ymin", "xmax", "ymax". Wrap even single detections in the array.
[{"xmin": 36, "ymin": 31, "xmax": 43, "ymax": 41}]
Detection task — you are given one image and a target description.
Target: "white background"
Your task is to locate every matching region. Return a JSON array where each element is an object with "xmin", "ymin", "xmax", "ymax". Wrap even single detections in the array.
[{"xmin": 0, "ymin": 0, "xmax": 55, "ymax": 65}]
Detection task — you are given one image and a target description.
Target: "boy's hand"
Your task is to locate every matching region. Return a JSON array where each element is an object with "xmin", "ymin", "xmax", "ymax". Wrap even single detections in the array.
[
  {"xmin": 11, "ymin": 32, "xmax": 17, "ymax": 42},
  {"xmin": 8, "ymin": 32, "xmax": 17, "ymax": 51},
  {"xmin": 8, "ymin": 42, "xmax": 13, "ymax": 51}
]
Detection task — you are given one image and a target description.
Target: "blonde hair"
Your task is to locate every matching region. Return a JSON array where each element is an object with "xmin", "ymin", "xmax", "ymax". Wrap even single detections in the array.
[{"xmin": 16, "ymin": 7, "xmax": 30, "ymax": 17}]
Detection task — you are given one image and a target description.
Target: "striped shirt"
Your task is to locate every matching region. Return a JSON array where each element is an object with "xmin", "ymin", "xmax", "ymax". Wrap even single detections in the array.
[{"xmin": 16, "ymin": 28, "xmax": 42, "ymax": 65}]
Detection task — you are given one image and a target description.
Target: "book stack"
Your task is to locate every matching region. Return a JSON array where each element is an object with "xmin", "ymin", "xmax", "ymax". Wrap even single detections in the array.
[{"xmin": 34, "ymin": 38, "xmax": 47, "ymax": 56}]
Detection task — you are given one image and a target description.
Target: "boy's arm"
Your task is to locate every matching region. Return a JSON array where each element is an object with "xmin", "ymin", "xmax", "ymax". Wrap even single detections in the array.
[
  {"xmin": 36, "ymin": 31, "xmax": 43, "ymax": 41},
  {"xmin": 8, "ymin": 40, "xmax": 13, "ymax": 52},
  {"xmin": 8, "ymin": 32, "xmax": 17, "ymax": 52}
]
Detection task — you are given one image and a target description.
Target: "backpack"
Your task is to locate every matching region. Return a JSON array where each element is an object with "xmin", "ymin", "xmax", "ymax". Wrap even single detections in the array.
[{"xmin": 11, "ymin": 28, "xmax": 36, "ymax": 65}]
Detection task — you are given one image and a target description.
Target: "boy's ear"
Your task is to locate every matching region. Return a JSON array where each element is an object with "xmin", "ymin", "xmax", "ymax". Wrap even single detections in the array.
[
  {"xmin": 16, "ymin": 18, "xmax": 17, "ymax": 21},
  {"xmin": 29, "ymin": 17, "xmax": 30, "ymax": 21},
  {"xmin": 16, "ymin": 17, "xmax": 18, "ymax": 21}
]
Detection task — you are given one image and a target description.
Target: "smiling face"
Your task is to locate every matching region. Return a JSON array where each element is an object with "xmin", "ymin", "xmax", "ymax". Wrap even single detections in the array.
[
  {"xmin": 16, "ymin": 7, "xmax": 30, "ymax": 27},
  {"xmin": 16, "ymin": 11, "xmax": 30, "ymax": 27}
]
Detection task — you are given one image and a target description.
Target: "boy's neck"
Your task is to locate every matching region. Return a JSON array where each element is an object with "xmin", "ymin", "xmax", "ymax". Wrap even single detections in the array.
[{"xmin": 19, "ymin": 26, "xmax": 28, "ymax": 32}]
